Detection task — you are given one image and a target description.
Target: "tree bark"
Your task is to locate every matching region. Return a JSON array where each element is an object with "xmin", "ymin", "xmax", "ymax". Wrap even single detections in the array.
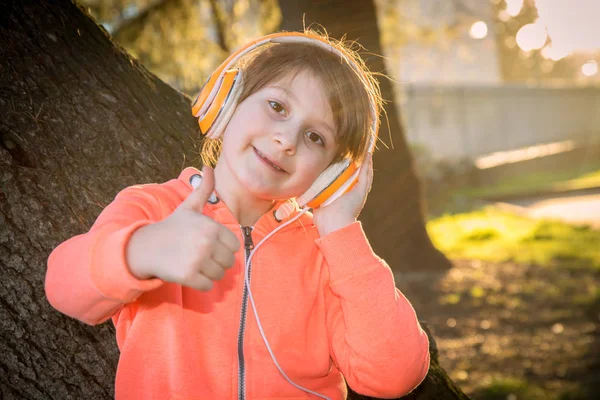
[
  {"xmin": 279, "ymin": 0, "xmax": 452, "ymax": 273},
  {"xmin": 0, "ymin": 0, "xmax": 463, "ymax": 398},
  {"xmin": 0, "ymin": 0, "xmax": 197, "ymax": 397}
]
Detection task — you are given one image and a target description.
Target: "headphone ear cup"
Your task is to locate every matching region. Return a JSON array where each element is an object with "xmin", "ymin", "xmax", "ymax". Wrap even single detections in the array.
[
  {"xmin": 296, "ymin": 158, "xmax": 359, "ymax": 209},
  {"xmin": 204, "ymin": 70, "xmax": 244, "ymax": 139},
  {"xmin": 197, "ymin": 69, "xmax": 240, "ymax": 137}
]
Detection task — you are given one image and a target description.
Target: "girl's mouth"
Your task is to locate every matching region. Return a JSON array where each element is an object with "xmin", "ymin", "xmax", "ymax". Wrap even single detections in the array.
[{"xmin": 253, "ymin": 147, "xmax": 287, "ymax": 173}]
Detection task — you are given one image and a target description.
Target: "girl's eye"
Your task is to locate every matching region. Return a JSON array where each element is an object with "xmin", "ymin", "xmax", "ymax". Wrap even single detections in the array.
[
  {"xmin": 306, "ymin": 131, "xmax": 324, "ymax": 146},
  {"xmin": 268, "ymin": 101, "xmax": 286, "ymax": 115}
]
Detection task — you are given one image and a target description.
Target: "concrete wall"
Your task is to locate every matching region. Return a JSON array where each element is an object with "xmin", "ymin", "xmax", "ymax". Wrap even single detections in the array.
[{"xmin": 399, "ymin": 84, "xmax": 600, "ymax": 161}]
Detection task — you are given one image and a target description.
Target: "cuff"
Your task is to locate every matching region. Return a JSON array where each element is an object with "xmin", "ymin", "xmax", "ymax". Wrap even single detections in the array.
[
  {"xmin": 91, "ymin": 220, "xmax": 164, "ymax": 302},
  {"xmin": 315, "ymin": 221, "xmax": 383, "ymax": 283}
]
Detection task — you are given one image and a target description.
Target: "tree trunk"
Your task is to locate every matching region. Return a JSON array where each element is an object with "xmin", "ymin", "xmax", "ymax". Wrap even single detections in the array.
[
  {"xmin": 0, "ymin": 0, "xmax": 197, "ymax": 397},
  {"xmin": 279, "ymin": 0, "xmax": 451, "ymax": 273},
  {"xmin": 0, "ymin": 0, "xmax": 464, "ymax": 398}
]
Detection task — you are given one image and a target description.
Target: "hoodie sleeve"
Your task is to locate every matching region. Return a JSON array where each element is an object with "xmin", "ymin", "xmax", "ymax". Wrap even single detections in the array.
[
  {"xmin": 316, "ymin": 221, "xmax": 430, "ymax": 399},
  {"xmin": 45, "ymin": 183, "xmax": 178, "ymax": 326}
]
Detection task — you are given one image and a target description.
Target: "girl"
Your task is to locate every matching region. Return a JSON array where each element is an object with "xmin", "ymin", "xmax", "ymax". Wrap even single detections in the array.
[{"xmin": 45, "ymin": 30, "xmax": 430, "ymax": 400}]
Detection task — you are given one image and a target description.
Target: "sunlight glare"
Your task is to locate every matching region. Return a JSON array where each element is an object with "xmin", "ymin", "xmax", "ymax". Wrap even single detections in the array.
[
  {"xmin": 505, "ymin": 0, "xmax": 524, "ymax": 16},
  {"xmin": 516, "ymin": 22, "xmax": 547, "ymax": 51},
  {"xmin": 469, "ymin": 21, "xmax": 488, "ymax": 39},
  {"xmin": 541, "ymin": 44, "xmax": 570, "ymax": 61},
  {"xmin": 581, "ymin": 60, "xmax": 598, "ymax": 77},
  {"xmin": 535, "ymin": 0, "xmax": 600, "ymax": 54},
  {"xmin": 476, "ymin": 140, "xmax": 575, "ymax": 169}
]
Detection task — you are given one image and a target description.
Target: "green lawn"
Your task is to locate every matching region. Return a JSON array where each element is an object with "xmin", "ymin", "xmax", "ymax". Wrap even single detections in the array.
[
  {"xmin": 461, "ymin": 164, "xmax": 600, "ymax": 200},
  {"xmin": 425, "ymin": 207, "xmax": 599, "ymax": 400},
  {"xmin": 427, "ymin": 207, "xmax": 600, "ymax": 270}
]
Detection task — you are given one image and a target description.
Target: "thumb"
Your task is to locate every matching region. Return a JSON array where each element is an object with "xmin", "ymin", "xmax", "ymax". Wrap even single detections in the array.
[{"xmin": 182, "ymin": 166, "xmax": 215, "ymax": 213}]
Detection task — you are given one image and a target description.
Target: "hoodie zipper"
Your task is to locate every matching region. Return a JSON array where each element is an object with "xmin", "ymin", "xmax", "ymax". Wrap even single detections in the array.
[{"xmin": 238, "ymin": 226, "xmax": 254, "ymax": 400}]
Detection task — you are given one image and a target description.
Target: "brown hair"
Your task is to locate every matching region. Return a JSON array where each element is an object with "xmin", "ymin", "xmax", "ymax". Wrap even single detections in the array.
[{"xmin": 200, "ymin": 30, "xmax": 382, "ymax": 167}]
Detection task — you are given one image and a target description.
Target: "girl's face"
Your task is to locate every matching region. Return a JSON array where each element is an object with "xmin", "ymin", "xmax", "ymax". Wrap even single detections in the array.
[{"xmin": 218, "ymin": 70, "xmax": 340, "ymax": 201}]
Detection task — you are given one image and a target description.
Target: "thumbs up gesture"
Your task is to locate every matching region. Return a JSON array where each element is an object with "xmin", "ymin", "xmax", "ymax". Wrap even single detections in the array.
[{"xmin": 127, "ymin": 166, "xmax": 241, "ymax": 291}]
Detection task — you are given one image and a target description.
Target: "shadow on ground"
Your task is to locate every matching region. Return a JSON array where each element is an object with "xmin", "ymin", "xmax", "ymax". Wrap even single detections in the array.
[{"xmin": 396, "ymin": 259, "xmax": 600, "ymax": 400}]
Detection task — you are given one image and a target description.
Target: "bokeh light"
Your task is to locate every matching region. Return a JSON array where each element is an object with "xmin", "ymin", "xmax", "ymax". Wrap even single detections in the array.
[
  {"xmin": 582, "ymin": 60, "xmax": 598, "ymax": 77},
  {"xmin": 469, "ymin": 21, "xmax": 488, "ymax": 40},
  {"xmin": 516, "ymin": 22, "xmax": 547, "ymax": 51},
  {"xmin": 505, "ymin": 0, "xmax": 524, "ymax": 17},
  {"xmin": 541, "ymin": 44, "xmax": 570, "ymax": 61},
  {"xmin": 535, "ymin": 0, "xmax": 600, "ymax": 55}
]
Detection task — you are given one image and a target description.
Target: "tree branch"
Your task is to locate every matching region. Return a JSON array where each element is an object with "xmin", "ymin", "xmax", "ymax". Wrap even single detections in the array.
[
  {"xmin": 209, "ymin": 0, "xmax": 229, "ymax": 52},
  {"xmin": 111, "ymin": 0, "xmax": 180, "ymax": 39}
]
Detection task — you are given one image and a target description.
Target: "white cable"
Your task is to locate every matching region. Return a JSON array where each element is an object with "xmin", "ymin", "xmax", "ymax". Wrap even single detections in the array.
[{"xmin": 244, "ymin": 207, "xmax": 332, "ymax": 400}]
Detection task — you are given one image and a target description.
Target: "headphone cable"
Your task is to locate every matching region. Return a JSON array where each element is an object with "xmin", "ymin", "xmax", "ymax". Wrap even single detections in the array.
[{"xmin": 244, "ymin": 206, "xmax": 332, "ymax": 400}]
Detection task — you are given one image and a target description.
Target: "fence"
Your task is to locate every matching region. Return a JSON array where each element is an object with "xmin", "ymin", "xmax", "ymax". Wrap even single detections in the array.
[{"xmin": 399, "ymin": 84, "xmax": 600, "ymax": 162}]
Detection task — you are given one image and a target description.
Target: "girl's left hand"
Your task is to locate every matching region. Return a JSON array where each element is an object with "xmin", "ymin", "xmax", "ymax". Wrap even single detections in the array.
[{"xmin": 313, "ymin": 153, "xmax": 373, "ymax": 237}]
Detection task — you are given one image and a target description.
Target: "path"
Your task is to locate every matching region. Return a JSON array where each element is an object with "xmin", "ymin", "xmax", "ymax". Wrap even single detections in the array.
[{"xmin": 498, "ymin": 188, "xmax": 600, "ymax": 228}]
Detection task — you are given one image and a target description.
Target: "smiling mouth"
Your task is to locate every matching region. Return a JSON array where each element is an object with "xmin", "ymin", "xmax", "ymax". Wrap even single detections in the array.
[{"xmin": 253, "ymin": 147, "xmax": 287, "ymax": 173}]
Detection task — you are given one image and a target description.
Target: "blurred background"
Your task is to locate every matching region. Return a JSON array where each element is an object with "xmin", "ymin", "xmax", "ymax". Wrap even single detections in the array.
[
  {"xmin": 79, "ymin": 0, "xmax": 600, "ymax": 399},
  {"xmin": 80, "ymin": 0, "xmax": 600, "ymax": 218}
]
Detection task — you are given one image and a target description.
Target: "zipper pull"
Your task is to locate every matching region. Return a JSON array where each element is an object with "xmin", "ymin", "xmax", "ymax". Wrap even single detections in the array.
[{"xmin": 241, "ymin": 226, "xmax": 254, "ymax": 250}]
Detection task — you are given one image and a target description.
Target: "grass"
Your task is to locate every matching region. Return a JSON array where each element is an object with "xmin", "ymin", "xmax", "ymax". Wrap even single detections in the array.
[
  {"xmin": 472, "ymin": 377, "xmax": 547, "ymax": 400},
  {"xmin": 471, "ymin": 377, "xmax": 589, "ymax": 400},
  {"xmin": 563, "ymin": 169, "xmax": 600, "ymax": 191},
  {"xmin": 422, "ymin": 196, "xmax": 600, "ymax": 399},
  {"xmin": 461, "ymin": 164, "xmax": 600, "ymax": 200},
  {"xmin": 427, "ymin": 206, "xmax": 600, "ymax": 270},
  {"xmin": 424, "ymin": 160, "xmax": 600, "ymax": 218}
]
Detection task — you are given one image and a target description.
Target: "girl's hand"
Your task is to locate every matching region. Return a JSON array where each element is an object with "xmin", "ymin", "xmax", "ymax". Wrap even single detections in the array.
[
  {"xmin": 126, "ymin": 166, "xmax": 241, "ymax": 291},
  {"xmin": 313, "ymin": 153, "xmax": 373, "ymax": 237}
]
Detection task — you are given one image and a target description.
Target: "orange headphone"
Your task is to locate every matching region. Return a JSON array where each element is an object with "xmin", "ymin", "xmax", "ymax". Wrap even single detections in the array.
[{"xmin": 191, "ymin": 32, "xmax": 379, "ymax": 210}]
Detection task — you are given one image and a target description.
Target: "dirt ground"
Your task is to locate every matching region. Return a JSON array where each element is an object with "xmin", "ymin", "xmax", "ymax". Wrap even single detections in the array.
[{"xmin": 395, "ymin": 259, "xmax": 600, "ymax": 399}]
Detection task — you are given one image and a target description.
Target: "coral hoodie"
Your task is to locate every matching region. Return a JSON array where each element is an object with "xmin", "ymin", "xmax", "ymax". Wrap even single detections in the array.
[{"xmin": 45, "ymin": 167, "xmax": 430, "ymax": 400}]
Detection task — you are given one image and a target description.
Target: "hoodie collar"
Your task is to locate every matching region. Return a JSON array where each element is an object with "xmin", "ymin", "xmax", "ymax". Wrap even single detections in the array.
[{"xmin": 178, "ymin": 167, "xmax": 314, "ymax": 237}]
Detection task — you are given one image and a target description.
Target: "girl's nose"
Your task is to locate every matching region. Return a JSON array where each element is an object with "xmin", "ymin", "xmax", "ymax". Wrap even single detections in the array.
[{"xmin": 273, "ymin": 128, "xmax": 298, "ymax": 156}]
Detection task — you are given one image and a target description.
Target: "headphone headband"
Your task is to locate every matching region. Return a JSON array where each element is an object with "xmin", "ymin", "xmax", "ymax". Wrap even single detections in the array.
[{"xmin": 192, "ymin": 32, "xmax": 379, "ymax": 151}]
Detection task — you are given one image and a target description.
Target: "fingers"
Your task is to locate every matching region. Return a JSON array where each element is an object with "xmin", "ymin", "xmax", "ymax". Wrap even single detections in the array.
[
  {"xmin": 183, "ymin": 224, "xmax": 238, "ymax": 285},
  {"xmin": 186, "ymin": 243, "xmax": 236, "ymax": 289},
  {"xmin": 355, "ymin": 152, "xmax": 373, "ymax": 195},
  {"xmin": 365, "ymin": 152, "xmax": 373, "ymax": 191},
  {"xmin": 185, "ymin": 273, "xmax": 215, "ymax": 292},
  {"xmin": 200, "ymin": 259, "xmax": 228, "ymax": 281},
  {"xmin": 218, "ymin": 227, "xmax": 241, "ymax": 253},
  {"xmin": 181, "ymin": 165, "xmax": 215, "ymax": 213},
  {"xmin": 212, "ymin": 245, "xmax": 237, "ymax": 268}
]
